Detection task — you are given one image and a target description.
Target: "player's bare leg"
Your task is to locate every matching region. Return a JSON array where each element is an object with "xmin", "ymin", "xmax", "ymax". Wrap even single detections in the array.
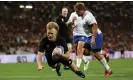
[
  {"xmin": 100, "ymin": 49, "xmax": 110, "ymax": 62},
  {"xmin": 82, "ymin": 48, "xmax": 90, "ymax": 71},
  {"xmin": 76, "ymin": 41, "xmax": 85, "ymax": 68},
  {"xmin": 93, "ymin": 52, "xmax": 112, "ymax": 76}
]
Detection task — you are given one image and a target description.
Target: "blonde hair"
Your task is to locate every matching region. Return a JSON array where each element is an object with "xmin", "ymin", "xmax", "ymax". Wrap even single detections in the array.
[
  {"xmin": 46, "ymin": 22, "xmax": 59, "ymax": 31},
  {"xmin": 75, "ymin": 2, "xmax": 86, "ymax": 10}
]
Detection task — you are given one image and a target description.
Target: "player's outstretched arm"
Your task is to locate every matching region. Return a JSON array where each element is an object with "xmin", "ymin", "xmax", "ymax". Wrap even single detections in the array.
[{"xmin": 37, "ymin": 51, "xmax": 44, "ymax": 70}]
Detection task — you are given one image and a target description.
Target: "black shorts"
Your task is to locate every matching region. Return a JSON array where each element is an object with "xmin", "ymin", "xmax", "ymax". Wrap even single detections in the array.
[
  {"xmin": 84, "ymin": 43, "xmax": 101, "ymax": 52},
  {"xmin": 46, "ymin": 55, "xmax": 71, "ymax": 68},
  {"xmin": 45, "ymin": 55, "xmax": 57, "ymax": 67}
]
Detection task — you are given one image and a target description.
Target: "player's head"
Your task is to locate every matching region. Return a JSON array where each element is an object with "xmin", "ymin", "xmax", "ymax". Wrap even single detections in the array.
[
  {"xmin": 74, "ymin": 2, "xmax": 86, "ymax": 16},
  {"xmin": 46, "ymin": 22, "xmax": 59, "ymax": 41},
  {"xmin": 62, "ymin": 7, "xmax": 68, "ymax": 17}
]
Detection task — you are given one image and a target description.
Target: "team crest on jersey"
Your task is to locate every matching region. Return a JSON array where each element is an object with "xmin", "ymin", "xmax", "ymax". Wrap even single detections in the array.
[{"xmin": 62, "ymin": 18, "xmax": 64, "ymax": 22}]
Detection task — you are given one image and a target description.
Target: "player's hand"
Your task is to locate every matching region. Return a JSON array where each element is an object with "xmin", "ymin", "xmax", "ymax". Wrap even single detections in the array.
[
  {"xmin": 91, "ymin": 37, "xmax": 95, "ymax": 47},
  {"xmin": 38, "ymin": 65, "xmax": 44, "ymax": 70}
]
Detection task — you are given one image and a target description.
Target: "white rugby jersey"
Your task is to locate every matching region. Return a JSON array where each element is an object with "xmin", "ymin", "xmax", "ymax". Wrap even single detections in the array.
[
  {"xmin": 82, "ymin": 11, "xmax": 102, "ymax": 37},
  {"xmin": 68, "ymin": 12, "xmax": 88, "ymax": 37}
]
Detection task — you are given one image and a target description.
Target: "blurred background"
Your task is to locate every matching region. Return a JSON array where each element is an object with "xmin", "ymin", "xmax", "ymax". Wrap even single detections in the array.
[{"xmin": 0, "ymin": 1, "xmax": 133, "ymax": 61}]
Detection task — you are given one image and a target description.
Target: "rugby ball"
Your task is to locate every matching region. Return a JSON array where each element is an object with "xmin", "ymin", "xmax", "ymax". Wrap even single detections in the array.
[{"xmin": 52, "ymin": 46, "xmax": 64, "ymax": 56}]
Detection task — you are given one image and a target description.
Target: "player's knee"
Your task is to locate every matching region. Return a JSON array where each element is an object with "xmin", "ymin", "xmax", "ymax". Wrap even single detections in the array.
[
  {"xmin": 77, "ymin": 43, "xmax": 84, "ymax": 51},
  {"xmin": 77, "ymin": 46, "xmax": 82, "ymax": 53},
  {"xmin": 83, "ymin": 49, "xmax": 91, "ymax": 56},
  {"xmin": 62, "ymin": 59, "xmax": 72, "ymax": 66}
]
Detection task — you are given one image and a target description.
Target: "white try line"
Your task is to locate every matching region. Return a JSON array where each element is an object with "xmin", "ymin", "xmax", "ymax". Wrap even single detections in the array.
[{"xmin": 0, "ymin": 74, "xmax": 128, "ymax": 78}]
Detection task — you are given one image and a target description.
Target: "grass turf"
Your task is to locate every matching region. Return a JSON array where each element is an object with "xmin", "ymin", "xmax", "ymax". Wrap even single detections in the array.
[{"xmin": 0, "ymin": 58, "xmax": 133, "ymax": 80}]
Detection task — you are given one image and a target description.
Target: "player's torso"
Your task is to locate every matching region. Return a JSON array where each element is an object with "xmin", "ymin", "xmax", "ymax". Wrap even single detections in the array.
[
  {"xmin": 58, "ymin": 16, "xmax": 69, "ymax": 39},
  {"xmin": 72, "ymin": 12, "xmax": 88, "ymax": 37},
  {"xmin": 44, "ymin": 37, "xmax": 64, "ymax": 55},
  {"xmin": 81, "ymin": 11, "xmax": 102, "ymax": 36}
]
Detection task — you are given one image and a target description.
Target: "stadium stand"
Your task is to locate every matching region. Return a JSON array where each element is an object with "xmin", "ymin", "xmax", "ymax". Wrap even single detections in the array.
[{"xmin": 0, "ymin": 1, "xmax": 133, "ymax": 54}]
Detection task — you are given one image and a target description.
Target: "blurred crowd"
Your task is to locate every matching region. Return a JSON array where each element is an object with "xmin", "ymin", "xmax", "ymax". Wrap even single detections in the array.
[{"xmin": 0, "ymin": 1, "xmax": 133, "ymax": 54}]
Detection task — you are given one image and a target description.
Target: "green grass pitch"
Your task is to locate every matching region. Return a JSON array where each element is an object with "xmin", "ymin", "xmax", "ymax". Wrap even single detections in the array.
[{"xmin": 0, "ymin": 58, "xmax": 133, "ymax": 80}]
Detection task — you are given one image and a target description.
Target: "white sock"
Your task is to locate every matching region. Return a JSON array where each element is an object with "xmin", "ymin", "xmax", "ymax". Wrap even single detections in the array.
[
  {"xmin": 100, "ymin": 58, "xmax": 110, "ymax": 71},
  {"xmin": 76, "ymin": 58, "xmax": 82, "ymax": 68},
  {"xmin": 83, "ymin": 55, "xmax": 89, "ymax": 63}
]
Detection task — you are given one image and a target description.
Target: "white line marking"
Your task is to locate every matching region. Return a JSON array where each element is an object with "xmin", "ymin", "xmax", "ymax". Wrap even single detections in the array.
[{"xmin": 0, "ymin": 74, "xmax": 128, "ymax": 78}]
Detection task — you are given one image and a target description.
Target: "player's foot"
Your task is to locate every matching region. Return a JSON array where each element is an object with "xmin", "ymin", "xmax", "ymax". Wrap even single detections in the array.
[
  {"xmin": 104, "ymin": 49, "xmax": 110, "ymax": 62},
  {"xmin": 38, "ymin": 66, "xmax": 44, "ymax": 70},
  {"xmin": 55, "ymin": 63, "xmax": 62, "ymax": 76},
  {"xmin": 104, "ymin": 69, "xmax": 112, "ymax": 76},
  {"xmin": 75, "ymin": 70, "xmax": 85, "ymax": 78},
  {"xmin": 84, "ymin": 61, "xmax": 89, "ymax": 71},
  {"xmin": 64, "ymin": 66, "xmax": 70, "ymax": 70}
]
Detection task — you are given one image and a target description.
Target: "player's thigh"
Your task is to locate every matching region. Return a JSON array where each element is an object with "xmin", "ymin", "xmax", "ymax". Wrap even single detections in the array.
[
  {"xmin": 45, "ymin": 55, "xmax": 57, "ymax": 68},
  {"xmin": 73, "ymin": 36, "xmax": 80, "ymax": 44},
  {"xmin": 83, "ymin": 42, "xmax": 92, "ymax": 55},
  {"xmin": 60, "ymin": 59, "xmax": 72, "ymax": 66},
  {"xmin": 73, "ymin": 36, "xmax": 87, "ymax": 44},
  {"xmin": 77, "ymin": 41, "xmax": 85, "ymax": 49},
  {"xmin": 77, "ymin": 36, "xmax": 89, "ymax": 49}
]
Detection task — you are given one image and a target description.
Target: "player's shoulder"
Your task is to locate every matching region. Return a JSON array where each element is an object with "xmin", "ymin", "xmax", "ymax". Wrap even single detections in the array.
[
  {"xmin": 40, "ymin": 36, "xmax": 48, "ymax": 43},
  {"xmin": 84, "ymin": 10, "xmax": 95, "ymax": 20},
  {"xmin": 57, "ymin": 36, "xmax": 67, "ymax": 44},
  {"xmin": 70, "ymin": 12, "xmax": 77, "ymax": 16},
  {"xmin": 85, "ymin": 10, "xmax": 92, "ymax": 14},
  {"xmin": 85, "ymin": 11, "xmax": 93, "ymax": 17},
  {"xmin": 58, "ymin": 36, "xmax": 66, "ymax": 42}
]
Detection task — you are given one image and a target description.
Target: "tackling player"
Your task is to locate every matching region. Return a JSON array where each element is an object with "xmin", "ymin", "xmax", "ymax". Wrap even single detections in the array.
[
  {"xmin": 67, "ymin": 9, "xmax": 90, "ymax": 71},
  {"xmin": 74, "ymin": 2, "xmax": 112, "ymax": 76},
  {"xmin": 67, "ymin": 7, "xmax": 109, "ymax": 71}
]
